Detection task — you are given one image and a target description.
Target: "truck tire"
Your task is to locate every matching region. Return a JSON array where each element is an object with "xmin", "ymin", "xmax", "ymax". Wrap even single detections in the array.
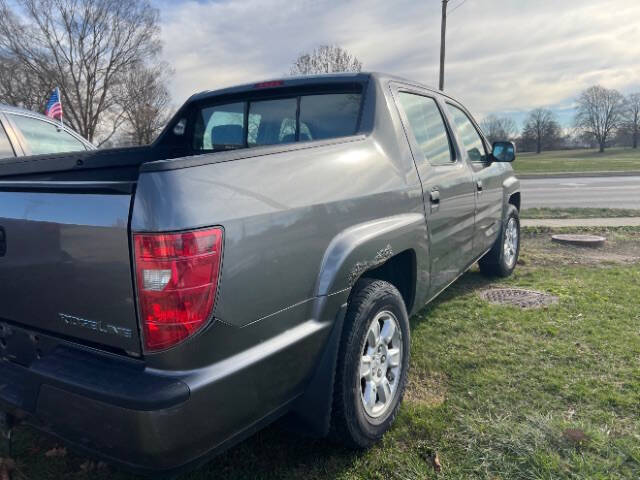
[
  {"xmin": 479, "ymin": 204, "xmax": 520, "ymax": 277},
  {"xmin": 332, "ymin": 278, "xmax": 410, "ymax": 448}
]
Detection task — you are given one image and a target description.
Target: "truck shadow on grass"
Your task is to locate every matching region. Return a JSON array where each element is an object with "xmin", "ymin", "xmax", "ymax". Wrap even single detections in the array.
[{"xmin": 179, "ymin": 271, "xmax": 498, "ymax": 480}]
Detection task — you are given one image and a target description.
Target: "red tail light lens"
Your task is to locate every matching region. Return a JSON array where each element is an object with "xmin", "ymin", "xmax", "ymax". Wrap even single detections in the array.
[{"xmin": 133, "ymin": 228, "xmax": 223, "ymax": 351}]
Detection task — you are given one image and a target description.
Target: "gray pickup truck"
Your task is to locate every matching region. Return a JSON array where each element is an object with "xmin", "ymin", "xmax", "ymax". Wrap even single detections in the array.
[{"xmin": 0, "ymin": 72, "xmax": 520, "ymax": 474}]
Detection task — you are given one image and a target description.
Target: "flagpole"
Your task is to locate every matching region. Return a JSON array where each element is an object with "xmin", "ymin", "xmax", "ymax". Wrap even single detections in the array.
[{"xmin": 58, "ymin": 87, "xmax": 64, "ymax": 130}]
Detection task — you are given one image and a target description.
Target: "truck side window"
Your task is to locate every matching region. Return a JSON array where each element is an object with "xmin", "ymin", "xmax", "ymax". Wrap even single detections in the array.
[
  {"xmin": 8, "ymin": 114, "xmax": 87, "ymax": 155},
  {"xmin": 0, "ymin": 122, "xmax": 15, "ymax": 158},
  {"xmin": 446, "ymin": 104, "xmax": 487, "ymax": 163},
  {"xmin": 397, "ymin": 92, "xmax": 454, "ymax": 166}
]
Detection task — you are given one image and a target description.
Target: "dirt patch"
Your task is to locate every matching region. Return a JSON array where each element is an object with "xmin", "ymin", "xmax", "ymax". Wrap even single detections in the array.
[
  {"xmin": 520, "ymin": 228, "xmax": 640, "ymax": 267},
  {"xmin": 405, "ymin": 371, "xmax": 447, "ymax": 407}
]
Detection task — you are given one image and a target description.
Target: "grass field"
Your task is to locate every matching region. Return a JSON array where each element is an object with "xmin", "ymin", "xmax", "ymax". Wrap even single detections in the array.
[
  {"xmin": 2, "ymin": 228, "xmax": 640, "ymax": 479},
  {"xmin": 521, "ymin": 207, "xmax": 640, "ymax": 219},
  {"xmin": 513, "ymin": 147, "xmax": 640, "ymax": 175}
]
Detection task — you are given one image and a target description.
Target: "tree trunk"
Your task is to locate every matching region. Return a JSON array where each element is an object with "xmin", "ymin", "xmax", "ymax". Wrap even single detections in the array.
[
  {"xmin": 634, "ymin": 127, "xmax": 638, "ymax": 149},
  {"xmin": 599, "ymin": 141, "xmax": 605, "ymax": 153},
  {"xmin": 536, "ymin": 137, "xmax": 541, "ymax": 154}
]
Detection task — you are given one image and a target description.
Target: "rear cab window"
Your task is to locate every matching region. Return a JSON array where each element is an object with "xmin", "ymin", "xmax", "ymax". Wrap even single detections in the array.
[{"xmin": 190, "ymin": 88, "xmax": 362, "ymax": 152}]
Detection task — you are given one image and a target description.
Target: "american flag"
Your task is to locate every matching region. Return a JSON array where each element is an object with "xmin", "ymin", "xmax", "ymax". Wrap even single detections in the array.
[{"xmin": 45, "ymin": 88, "xmax": 63, "ymax": 120}]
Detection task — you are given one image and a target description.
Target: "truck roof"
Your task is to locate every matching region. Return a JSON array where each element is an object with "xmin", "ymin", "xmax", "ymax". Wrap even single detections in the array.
[{"xmin": 188, "ymin": 72, "xmax": 441, "ymax": 104}]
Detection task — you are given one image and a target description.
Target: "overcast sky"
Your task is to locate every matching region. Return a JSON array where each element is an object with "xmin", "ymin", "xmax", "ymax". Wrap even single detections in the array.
[{"xmin": 158, "ymin": 0, "xmax": 640, "ymax": 127}]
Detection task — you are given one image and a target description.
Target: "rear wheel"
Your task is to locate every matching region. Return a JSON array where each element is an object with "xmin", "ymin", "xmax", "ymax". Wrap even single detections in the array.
[
  {"xmin": 332, "ymin": 279, "xmax": 410, "ymax": 448},
  {"xmin": 479, "ymin": 204, "xmax": 520, "ymax": 277}
]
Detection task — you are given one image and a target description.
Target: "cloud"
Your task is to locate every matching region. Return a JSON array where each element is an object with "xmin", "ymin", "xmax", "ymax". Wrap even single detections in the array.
[{"xmin": 159, "ymin": 0, "xmax": 640, "ymax": 124}]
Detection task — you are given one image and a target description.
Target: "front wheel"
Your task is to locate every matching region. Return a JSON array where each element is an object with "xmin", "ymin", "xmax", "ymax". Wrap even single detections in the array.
[
  {"xmin": 479, "ymin": 204, "xmax": 520, "ymax": 277},
  {"xmin": 332, "ymin": 279, "xmax": 410, "ymax": 448}
]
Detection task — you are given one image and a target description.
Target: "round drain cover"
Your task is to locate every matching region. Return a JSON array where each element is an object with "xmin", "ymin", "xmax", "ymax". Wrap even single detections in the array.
[
  {"xmin": 479, "ymin": 288, "xmax": 558, "ymax": 308},
  {"xmin": 551, "ymin": 234, "xmax": 605, "ymax": 247}
]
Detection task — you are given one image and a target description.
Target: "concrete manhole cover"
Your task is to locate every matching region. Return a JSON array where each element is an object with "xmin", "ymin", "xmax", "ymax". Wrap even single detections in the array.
[
  {"xmin": 479, "ymin": 288, "xmax": 558, "ymax": 308},
  {"xmin": 551, "ymin": 234, "xmax": 606, "ymax": 248}
]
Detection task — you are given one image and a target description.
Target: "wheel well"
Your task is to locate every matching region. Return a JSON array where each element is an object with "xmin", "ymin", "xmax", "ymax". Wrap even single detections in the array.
[
  {"xmin": 509, "ymin": 192, "xmax": 521, "ymax": 211},
  {"xmin": 361, "ymin": 249, "xmax": 416, "ymax": 313}
]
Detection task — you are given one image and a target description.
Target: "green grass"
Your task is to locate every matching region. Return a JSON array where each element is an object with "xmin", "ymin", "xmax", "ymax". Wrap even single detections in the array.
[
  {"xmin": 2, "ymin": 229, "xmax": 640, "ymax": 479},
  {"xmin": 521, "ymin": 208, "xmax": 640, "ymax": 219},
  {"xmin": 514, "ymin": 147, "xmax": 640, "ymax": 175}
]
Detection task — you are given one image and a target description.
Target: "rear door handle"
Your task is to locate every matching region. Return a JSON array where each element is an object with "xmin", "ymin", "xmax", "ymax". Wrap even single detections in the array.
[
  {"xmin": 476, "ymin": 180, "xmax": 483, "ymax": 192},
  {"xmin": 429, "ymin": 189, "xmax": 440, "ymax": 213}
]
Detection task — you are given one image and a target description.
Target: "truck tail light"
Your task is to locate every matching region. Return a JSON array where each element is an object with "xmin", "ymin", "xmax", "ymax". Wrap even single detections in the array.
[{"xmin": 133, "ymin": 228, "xmax": 223, "ymax": 351}]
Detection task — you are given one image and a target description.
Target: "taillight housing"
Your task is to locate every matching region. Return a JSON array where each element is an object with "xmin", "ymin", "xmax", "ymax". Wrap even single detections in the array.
[{"xmin": 133, "ymin": 228, "xmax": 223, "ymax": 352}]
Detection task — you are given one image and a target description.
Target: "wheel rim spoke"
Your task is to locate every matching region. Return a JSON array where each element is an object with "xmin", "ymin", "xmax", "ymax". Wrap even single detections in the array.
[
  {"xmin": 377, "ymin": 378, "xmax": 392, "ymax": 404},
  {"xmin": 360, "ymin": 355, "xmax": 373, "ymax": 380},
  {"xmin": 363, "ymin": 381, "xmax": 377, "ymax": 410},
  {"xmin": 367, "ymin": 320, "xmax": 380, "ymax": 348},
  {"xmin": 387, "ymin": 348, "xmax": 401, "ymax": 367},
  {"xmin": 380, "ymin": 317, "xmax": 396, "ymax": 344}
]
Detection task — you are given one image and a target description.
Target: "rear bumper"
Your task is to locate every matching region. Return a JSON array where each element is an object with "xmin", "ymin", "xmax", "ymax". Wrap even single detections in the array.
[
  {"xmin": 0, "ymin": 345, "xmax": 197, "ymax": 474},
  {"xmin": 0, "ymin": 314, "xmax": 335, "ymax": 475}
]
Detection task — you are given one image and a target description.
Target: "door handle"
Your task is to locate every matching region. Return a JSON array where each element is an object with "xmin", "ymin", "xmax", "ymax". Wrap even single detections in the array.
[
  {"xmin": 430, "ymin": 189, "xmax": 440, "ymax": 203},
  {"xmin": 476, "ymin": 180, "xmax": 483, "ymax": 192}
]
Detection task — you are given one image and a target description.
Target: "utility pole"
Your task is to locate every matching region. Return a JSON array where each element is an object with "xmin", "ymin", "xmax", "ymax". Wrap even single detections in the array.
[{"xmin": 439, "ymin": 0, "xmax": 448, "ymax": 91}]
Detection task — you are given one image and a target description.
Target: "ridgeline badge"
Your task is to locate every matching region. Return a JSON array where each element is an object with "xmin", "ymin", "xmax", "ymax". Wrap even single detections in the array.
[{"xmin": 58, "ymin": 313, "xmax": 133, "ymax": 339}]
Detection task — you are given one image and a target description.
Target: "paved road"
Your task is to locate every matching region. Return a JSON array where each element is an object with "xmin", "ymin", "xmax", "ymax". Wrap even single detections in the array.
[{"xmin": 520, "ymin": 175, "xmax": 640, "ymax": 209}]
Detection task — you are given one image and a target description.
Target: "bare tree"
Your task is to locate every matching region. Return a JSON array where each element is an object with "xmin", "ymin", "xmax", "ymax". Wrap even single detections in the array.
[
  {"xmin": 0, "ymin": 55, "xmax": 54, "ymax": 111},
  {"xmin": 480, "ymin": 114, "xmax": 518, "ymax": 144},
  {"xmin": 0, "ymin": 0, "xmax": 161, "ymax": 145},
  {"xmin": 624, "ymin": 93, "xmax": 640, "ymax": 149},
  {"xmin": 290, "ymin": 45, "xmax": 362, "ymax": 76},
  {"xmin": 521, "ymin": 108, "xmax": 561, "ymax": 154},
  {"xmin": 574, "ymin": 85, "xmax": 625, "ymax": 153},
  {"xmin": 119, "ymin": 62, "xmax": 172, "ymax": 145}
]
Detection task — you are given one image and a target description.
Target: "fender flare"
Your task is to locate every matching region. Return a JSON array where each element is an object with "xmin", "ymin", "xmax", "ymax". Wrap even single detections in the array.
[
  {"xmin": 287, "ymin": 213, "xmax": 428, "ymax": 437},
  {"xmin": 314, "ymin": 213, "xmax": 428, "ymax": 298}
]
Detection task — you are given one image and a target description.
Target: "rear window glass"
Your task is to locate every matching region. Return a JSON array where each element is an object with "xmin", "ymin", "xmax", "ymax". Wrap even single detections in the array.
[
  {"xmin": 191, "ymin": 92, "xmax": 361, "ymax": 151},
  {"xmin": 299, "ymin": 94, "xmax": 361, "ymax": 141},
  {"xmin": 193, "ymin": 102, "xmax": 244, "ymax": 150},
  {"xmin": 248, "ymin": 98, "xmax": 297, "ymax": 146}
]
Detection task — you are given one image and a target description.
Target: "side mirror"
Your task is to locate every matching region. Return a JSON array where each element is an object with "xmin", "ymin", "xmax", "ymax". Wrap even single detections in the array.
[{"xmin": 491, "ymin": 141, "xmax": 516, "ymax": 162}]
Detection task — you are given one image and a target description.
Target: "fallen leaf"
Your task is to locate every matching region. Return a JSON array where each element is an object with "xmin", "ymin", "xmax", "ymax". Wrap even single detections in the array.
[
  {"xmin": 432, "ymin": 451, "xmax": 442, "ymax": 473},
  {"xmin": 44, "ymin": 447, "xmax": 67, "ymax": 458},
  {"xmin": 563, "ymin": 428, "xmax": 588, "ymax": 445}
]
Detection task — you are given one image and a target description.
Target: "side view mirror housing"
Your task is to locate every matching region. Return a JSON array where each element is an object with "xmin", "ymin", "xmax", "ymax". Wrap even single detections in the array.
[{"xmin": 491, "ymin": 141, "xmax": 516, "ymax": 162}]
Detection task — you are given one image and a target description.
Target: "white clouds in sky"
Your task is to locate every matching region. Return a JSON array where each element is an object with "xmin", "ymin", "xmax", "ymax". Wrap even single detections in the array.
[{"xmin": 159, "ymin": 0, "xmax": 640, "ymax": 123}]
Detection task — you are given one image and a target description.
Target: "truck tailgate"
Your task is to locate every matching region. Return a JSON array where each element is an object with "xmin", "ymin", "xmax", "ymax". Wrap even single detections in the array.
[{"xmin": 0, "ymin": 185, "xmax": 141, "ymax": 355}]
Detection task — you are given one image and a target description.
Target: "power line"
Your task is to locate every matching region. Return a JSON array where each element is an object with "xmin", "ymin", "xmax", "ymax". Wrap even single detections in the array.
[{"xmin": 448, "ymin": 0, "xmax": 468, "ymax": 15}]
